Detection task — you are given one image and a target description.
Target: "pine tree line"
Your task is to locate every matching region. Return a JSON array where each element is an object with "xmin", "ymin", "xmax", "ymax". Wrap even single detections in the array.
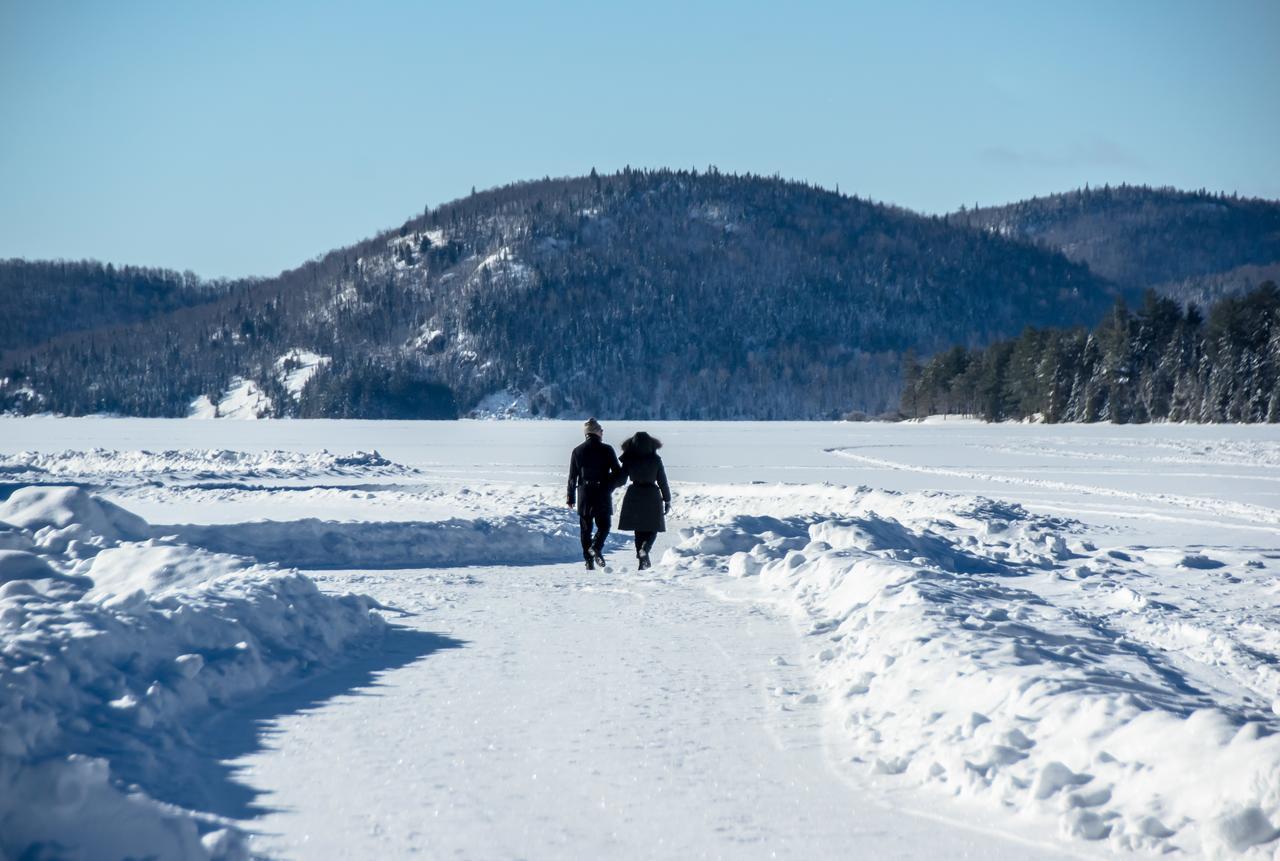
[{"xmin": 900, "ymin": 283, "xmax": 1280, "ymax": 423}]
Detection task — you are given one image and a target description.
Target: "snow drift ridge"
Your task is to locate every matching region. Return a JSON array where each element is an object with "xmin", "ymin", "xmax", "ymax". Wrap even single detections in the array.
[
  {"xmin": 666, "ymin": 496, "xmax": 1280, "ymax": 857},
  {"xmin": 0, "ymin": 487, "xmax": 388, "ymax": 860}
]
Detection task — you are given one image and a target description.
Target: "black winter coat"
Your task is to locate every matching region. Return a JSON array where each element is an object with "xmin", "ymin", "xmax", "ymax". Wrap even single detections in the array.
[
  {"xmin": 617, "ymin": 452, "xmax": 671, "ymax": 532},
  {"xmin": 567, "ymin": 437, "xmax": 622, "ymax": 516}
]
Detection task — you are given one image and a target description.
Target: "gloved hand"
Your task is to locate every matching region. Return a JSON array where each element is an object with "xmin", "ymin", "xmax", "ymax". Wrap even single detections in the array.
[{"xmin": 664, "ymin": 501, "xmax": 671, "ymax": 515}]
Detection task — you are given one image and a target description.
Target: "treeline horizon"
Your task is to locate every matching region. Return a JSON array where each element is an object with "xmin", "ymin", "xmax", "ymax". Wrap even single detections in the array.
[{"xmin": 900, "ymin": 282, "xmax": 1280, "ymax": 423}]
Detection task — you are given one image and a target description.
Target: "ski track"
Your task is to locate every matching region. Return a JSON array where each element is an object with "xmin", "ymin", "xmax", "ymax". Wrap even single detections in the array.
[
  {"xmin": 225, "ymin": 558, "xmax": 1090, "ymax": 861},
  {"xmin": 829, "ymin": 448, "xmax": 1280, "ymax": 531}
]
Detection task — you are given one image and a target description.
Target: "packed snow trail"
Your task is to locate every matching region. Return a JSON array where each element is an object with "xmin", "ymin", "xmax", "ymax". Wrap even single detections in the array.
[{"xmin": 221, "ymin": 556, "xmax": 1092, "ymax": 860}]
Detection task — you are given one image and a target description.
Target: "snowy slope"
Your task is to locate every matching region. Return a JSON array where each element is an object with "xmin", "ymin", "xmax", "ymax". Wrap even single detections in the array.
[
  {"xmin": 188, "ymin": 378, "xmax": 273, "ymax": 419},
  {"xmin": 275, "ymin": 349, "xmax": 330, "ymax": 398},
  {"xmin": 186, "ymin": 351, "xmax": 331, "ymax": 419}
]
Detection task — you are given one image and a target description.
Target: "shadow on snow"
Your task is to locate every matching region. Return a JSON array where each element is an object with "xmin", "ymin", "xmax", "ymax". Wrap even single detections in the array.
[
  {"xmin": 157, "ymin": 517, "xmax": 579, "ymax": 569},
  {"xmin": 171, "ymin": 625, "xmax": 465, "ymax": 823}
]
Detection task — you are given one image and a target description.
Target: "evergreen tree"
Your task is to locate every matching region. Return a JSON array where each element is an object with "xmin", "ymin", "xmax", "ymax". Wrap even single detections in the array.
[{"xmin": 903, "ymin": 282, "xmax": 1279, "ymax": 424}]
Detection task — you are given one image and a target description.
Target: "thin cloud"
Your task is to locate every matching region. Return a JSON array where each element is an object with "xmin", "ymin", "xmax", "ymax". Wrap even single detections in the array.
[{"xmin": 979, "ymin": 139, "xmax": 1144, "ymax": 168}]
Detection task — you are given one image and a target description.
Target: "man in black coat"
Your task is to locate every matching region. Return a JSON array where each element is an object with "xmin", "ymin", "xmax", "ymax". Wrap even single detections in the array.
[{"xmin": 567, "ymin": 417, "xmax": 622, "ymax": 570}]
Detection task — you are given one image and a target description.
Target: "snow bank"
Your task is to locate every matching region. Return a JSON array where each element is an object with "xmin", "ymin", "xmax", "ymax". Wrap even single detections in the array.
[
  {"xmin": 0, "ymin": 487, "xmax": 386, "ymax": 860},
  {"xmin": 0, "ymin": 485, "xmax": 148, "ymax": 542},
  {"xmin": 0, "ymin": 447, "xmax": 409, "ymax": 484},
  {"xmin": 166, "ymin": 509, "xmax": 579, "ymax": 569},
  {"xmin": 667, "ymin": 492, "xmax": 1280, "ymax": 857}
]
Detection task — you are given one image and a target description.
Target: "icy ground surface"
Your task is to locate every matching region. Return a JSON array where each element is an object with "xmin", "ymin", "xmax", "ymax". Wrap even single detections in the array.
[{"xmin": 1, "ymin": 418, "xmax": 1278, "ymax": 859}]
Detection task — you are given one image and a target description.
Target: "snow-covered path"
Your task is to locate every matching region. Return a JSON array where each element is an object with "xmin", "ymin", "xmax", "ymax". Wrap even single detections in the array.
[{"xmin": 224, "ymin": 558, "xmax": 1088, "ymax": 860}]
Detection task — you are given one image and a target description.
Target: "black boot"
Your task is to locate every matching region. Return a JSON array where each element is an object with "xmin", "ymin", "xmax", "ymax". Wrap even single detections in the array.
[
  {"xmin": 638, "ymin": 549, "xmax": 651, "ymax": 570},
  {"xmin": 593, "ymin": 550, "xmax": 606, "ymax": 569},
  {"xmin": 584, "ymin": 552, "xmax": 595, "ymax": 570}
]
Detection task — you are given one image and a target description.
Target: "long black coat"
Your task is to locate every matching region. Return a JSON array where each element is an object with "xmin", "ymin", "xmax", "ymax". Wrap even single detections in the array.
[
  {"xmin": 617, "ymin": 452, "xmax": 671, "ymax": 532},
  {"xmin": 567, "ymin": 436, "xmax": 622, "ymax": 516}
]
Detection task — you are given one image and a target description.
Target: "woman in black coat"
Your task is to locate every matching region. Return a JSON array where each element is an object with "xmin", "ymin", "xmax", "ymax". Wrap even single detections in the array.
[{"xmin": 617, "ymin": 431, "xmax": 671, "ymax": 570}]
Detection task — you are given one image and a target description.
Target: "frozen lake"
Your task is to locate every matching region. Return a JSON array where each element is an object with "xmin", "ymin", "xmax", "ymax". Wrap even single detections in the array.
[
  {"xmin": 3, "ymin": 417, "xmax": 1277, "ymax": 545},
  {"xmin": 2, "ymin": 417, "xmax": 1278, "ymax": 859}
]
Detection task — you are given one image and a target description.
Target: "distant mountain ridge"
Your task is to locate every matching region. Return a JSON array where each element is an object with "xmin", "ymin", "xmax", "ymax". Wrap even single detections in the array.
[
  {"xmin": 953, "ymin": 185, "xmax": 1280, "ymax": 304},
  {"xmin": 5, "ymin": 173, "xmax": 1275, "ymax": 419},
  {"xmin": 0, "ymin": 260, "xmax": 232, "ymax": 359}
]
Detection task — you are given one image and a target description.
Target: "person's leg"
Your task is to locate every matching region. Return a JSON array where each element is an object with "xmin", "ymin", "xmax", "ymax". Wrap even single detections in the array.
[
  {"xmin": 578, "ymin": 510, "xmax": 594, "ymax": 561},
  {"xmin": 635, "ymin": 530, "xmax": 655, "ymax": 567},
  {"xmin": 641, "ymin": 532, "xmax": 657, "ymax": 554},
  {"xmin": 591, "ymin": 507, "xmax": 610, "ymax": 558}
]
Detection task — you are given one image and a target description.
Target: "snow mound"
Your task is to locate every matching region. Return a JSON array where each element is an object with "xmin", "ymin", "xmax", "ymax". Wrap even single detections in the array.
[
  {"xmin": 665, "ymin": 515, "xmax": 809, "ymax": 565},
  {"xmin": 0, "ymin": 488, "xmax": 386, "ymax": 859},
  {"xmin": 1179, "ymin": 553, "xmax": 1226, "ymax": 570},
  {"xmin": 0, "ymin": 485, "xmax": 149, "ymax": 542},
  {"xmin": 84, "ymin": 542, "xmax": 253, "ymax": 604},
  {"xmin": 669, "ymin": 492, "xmax": 1280, "ymax": 857},
  {"xmin": 0, "ymin": 549, "xmax": 57, "ymax": 583},
  {"xmin": 3, "ymin": 754, "xmax": 239, "ymax": 861}
]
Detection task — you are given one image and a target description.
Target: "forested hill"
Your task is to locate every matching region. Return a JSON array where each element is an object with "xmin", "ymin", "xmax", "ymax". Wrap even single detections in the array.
[
  {"xmin": 953, "ymin": 186, "xmax": 1280, "ymax": 305},
  {"xmin": 0, "ymin": 260, "xmax": 233, "ymax": 358},
  {"xmin": 0, "ymin": 169, "xmax": 1121, "ymax": 419}
]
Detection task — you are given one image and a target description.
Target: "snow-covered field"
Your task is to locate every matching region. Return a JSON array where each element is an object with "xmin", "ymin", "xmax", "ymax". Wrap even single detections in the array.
[{"xmin": 1, "ymin": 418, "xmax": 1277, "ymax": 859}]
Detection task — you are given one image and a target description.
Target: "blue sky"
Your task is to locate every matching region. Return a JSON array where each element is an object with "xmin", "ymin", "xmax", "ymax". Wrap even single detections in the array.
[{"xmin": 2, "ymin": 0, "xmax": 1277, "ymax": 278}]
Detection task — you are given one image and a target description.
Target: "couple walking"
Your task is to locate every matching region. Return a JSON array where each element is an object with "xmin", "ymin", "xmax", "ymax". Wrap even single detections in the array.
[{"xmin": 567, "ymin": 417, "xmax": 671, "ymax": 571}]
